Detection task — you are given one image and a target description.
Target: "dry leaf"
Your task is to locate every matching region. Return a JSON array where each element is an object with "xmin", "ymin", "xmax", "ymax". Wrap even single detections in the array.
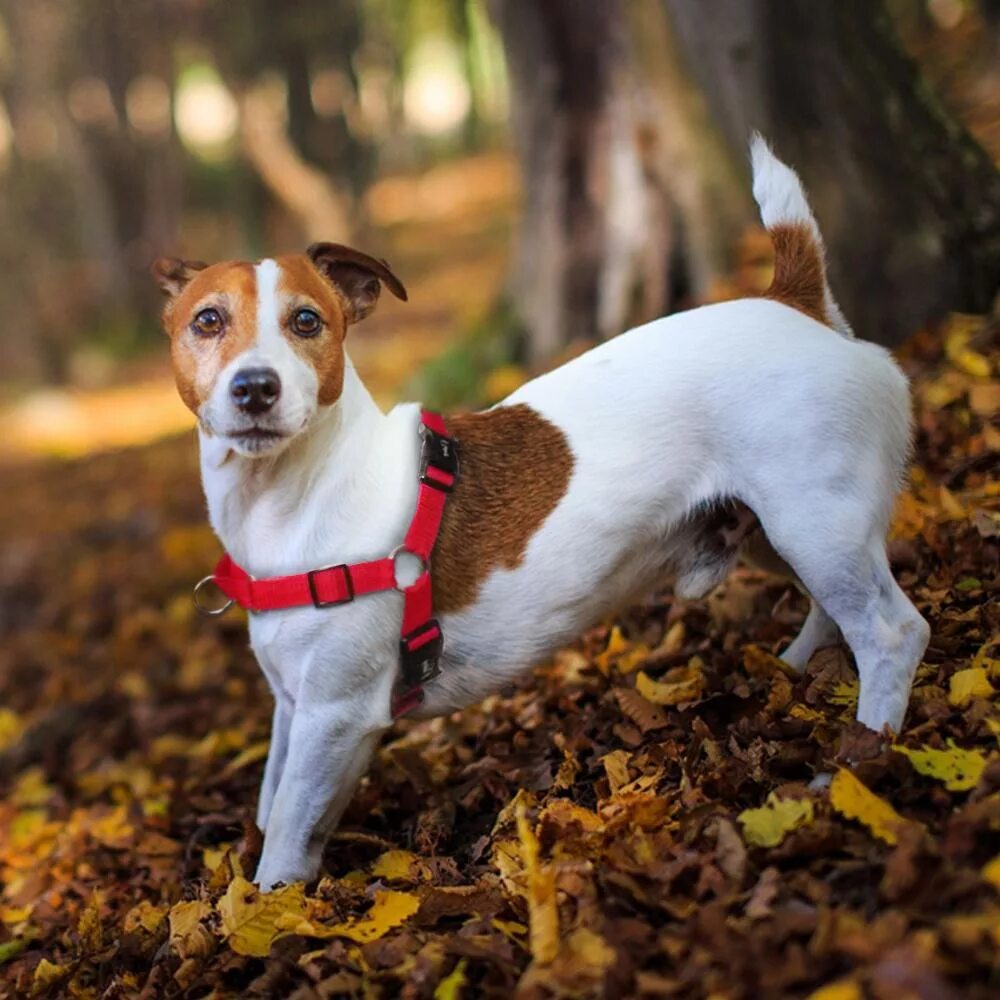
[
  {"xmin": 635, "ymin": 660, "xmax": 704, "ymax": 705},
  {"xmin": 738, "ymin": 793, "xmax": 815, "ymax": 847},
  {"xmin": 516, "ymin": 797, "xmax": 559, "ymax": 964},
  {"xmin": 948, "ymin": 667, "xmax": 994, "ymax": 706},
  {"xmin": 829, "ymin": 770, "xmax": 914, "ymax": 846},
  {"xmin": 894, "ymin": 740, "xmax": 988, "ymax": 792},
  {"xmin": 217, "ymin": 877, "xmax": 309, "ymax": 957},
  {"xmin": 806, "ymin": 978, "xmax": 861, "ymax": 1000}
]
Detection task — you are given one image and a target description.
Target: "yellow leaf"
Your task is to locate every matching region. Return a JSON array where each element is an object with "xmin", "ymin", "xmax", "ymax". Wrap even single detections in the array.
[
  {"xmin": 656, "ymin": 620, "xmax": 686, "ymax": 657},
  {"xmin": 827, "ymin": 680, "xmax": 859, "ymax": 709},
  {"xmin": 894, "ymin": 740, "xmax": 988, "ymax": 792},
  {"xmin": 806, "ymin": 978, "xmax": 861, "ymax": 1000},
  {"xmin": 829, "ymin": 769, "xmax": 914, "ymax": 845},
  {"xmin": 77, "ymin": 895, "xmax": 103, "ymax": 952},
  {"xmin": 434, "ymin": 958, "xmax": 468, "ymax": 1000},
  {"xmin": 168, "ymin": 899, "xmax": 214, "ymax": 959},
  {"xmin": 90, "ymin": 806, "xmax": 134, "ymax": 848},
  {"xmin": 595, "ymin": 626, "xmax": 649, "ymax": 675},
  {"xmin": 635, "ymin": 660, "xmax": 704, "ymax": 706},
  {"xmin": 516, "ymin": 797, "xmax": 559, "ymax": 965},
  {"xmin": 203, "ymin": 842, "xmax": 236, "ymax": 873},
  {"xmin": 12, "ymin": 768, "xmax": 53, "ymax": 808},
  {"xmin": 305, "ymin": 889, "xmax": 419, "ymax": 943},
  {"xmin": 217, "ymin": 877, "xmax": 309, "ymax": 957},
  {"xmin": 219, "ymin": 740, "xmax": 271, "ymax": 778},
  {"xmin": 951, "ymin": 348, "xmax": 991, "ymax": 379},
  {"xmin": 949, "ymin": 667, "xmax": 994, "ymax": 706},
  {"xmin": 601, "ymin": 750, "xmax": 631, "ymax": 793},
  {"xmin": 123, "ymin": 900, "xmax": 167, "ymax": 935},
  {"xmin": 32, "ymin": 958, "xmax": 70, "ymax": 992},
  {"xmin": 982, "ymin": 855, "xmax": 1000, "ymax": 891},
  {"xmin": 0, "ymin": 707, "xmax": 24, "ymax": 753},
  {"xmin": 738, "ymin": 793, "xmax": 815, "ymax": 847},
  {"xmin": 371, "ymin": 850, "xmax": 428, "ymax": 882},
  {"xmin": 788, "ymin": 704, "xmax": 826, "ymax": 723},
  {"xmin": 1, "ymin": 905, "xmax": 34, "ymax": 925},
  {"xmin": 564, "ymin": 926, "xmax": 617, "ymax": 976}
]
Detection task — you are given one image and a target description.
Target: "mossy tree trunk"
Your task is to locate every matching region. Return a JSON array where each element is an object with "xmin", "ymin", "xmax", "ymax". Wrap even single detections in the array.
[
  {"xmin": 491, "ymin": 0, "xmax": 672, "ymax": 363},
  {"xmin": 664, "ymin": 0, "xmax": 1000, "ymax": 344}
]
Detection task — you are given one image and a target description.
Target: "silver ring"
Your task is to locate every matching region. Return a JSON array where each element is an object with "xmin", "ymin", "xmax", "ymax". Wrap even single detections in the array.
[
  {"xmin": 192, "ymin": 575, "xmax": 234, "ymax": 617},
  {"xmin": 388, "ymin": 545, "xmax": 428, "ymax": 592}
]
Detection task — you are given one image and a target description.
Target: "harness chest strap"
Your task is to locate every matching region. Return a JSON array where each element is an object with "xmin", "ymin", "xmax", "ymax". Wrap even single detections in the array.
[{"xmin": 197, "ymin": 409, "xmax": 459, "ymax": 717}]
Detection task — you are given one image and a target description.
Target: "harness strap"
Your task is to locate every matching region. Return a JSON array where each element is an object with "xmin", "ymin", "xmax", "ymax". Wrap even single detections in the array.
[{"xmin": 199, "ymin": 409, "xmax": 458, "ymax": 717}]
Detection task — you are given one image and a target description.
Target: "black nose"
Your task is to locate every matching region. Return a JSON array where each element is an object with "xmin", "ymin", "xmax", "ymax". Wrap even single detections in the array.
[{"xmin": 230, "ymin": 367, "xmax": 281, "ymax": 414}]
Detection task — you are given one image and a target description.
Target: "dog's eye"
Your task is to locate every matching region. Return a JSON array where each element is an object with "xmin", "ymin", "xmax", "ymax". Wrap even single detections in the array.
[
  {"xmin": 291, "ymin": 308, "xmax": 322, "ymax": 337},
  {"xmin": 192, "ymin": 308, "xmax": 224, "ymax": 337}
]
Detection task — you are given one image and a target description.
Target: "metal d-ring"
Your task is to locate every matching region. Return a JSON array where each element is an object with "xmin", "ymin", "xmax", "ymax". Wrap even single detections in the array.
[
  {"xmin": 192, "ymin": 575, "xmax": 234, "ymax": 616},
  {"xmin": 389, "ymin": 545, "xmax": 428, "ymax": 592}
]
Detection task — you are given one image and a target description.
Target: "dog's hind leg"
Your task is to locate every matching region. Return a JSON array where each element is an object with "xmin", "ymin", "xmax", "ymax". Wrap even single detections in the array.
[
  {"xmin": 781, "ymin": 601, "xmax": 840, "ymax": 671},
  {"xmin": 741, "ymin": 528, "xmax": 840, "ymax": 671},
  {"xmin": 753, "ymin": 497, "xmax": 929, "ymax": 733}
]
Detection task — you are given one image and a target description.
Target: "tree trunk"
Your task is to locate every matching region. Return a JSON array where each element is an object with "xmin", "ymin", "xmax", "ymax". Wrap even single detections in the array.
[
  {"xmin": 491, "ymin": 0, "xmax": 672, "ymax": 362},
  {"xmin": 664, "ymin": 0, "xmax": 1000, "ymax": 344}
]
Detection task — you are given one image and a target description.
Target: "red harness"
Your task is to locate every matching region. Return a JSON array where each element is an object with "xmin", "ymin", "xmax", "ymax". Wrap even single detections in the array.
[{"xmin": 195, "ymin": 410, "xmax": 458, "ymax": 717}]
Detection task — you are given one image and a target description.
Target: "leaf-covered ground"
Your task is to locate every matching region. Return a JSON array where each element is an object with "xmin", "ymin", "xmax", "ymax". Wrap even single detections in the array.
[{"xmin": 0, "ymin": 316, "xmax": 996, "ymax": 999}]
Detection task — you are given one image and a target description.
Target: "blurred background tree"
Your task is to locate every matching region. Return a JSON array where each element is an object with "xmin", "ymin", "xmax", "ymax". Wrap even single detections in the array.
[{"xmin": 0, "ymin": 0, "xmax": 995, "ymax": 429}]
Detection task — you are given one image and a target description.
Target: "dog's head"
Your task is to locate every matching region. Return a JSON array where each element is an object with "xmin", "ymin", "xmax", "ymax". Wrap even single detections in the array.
[{"xmin": 152, "ymin": 244, "xmax": 407, "ymax": 457}]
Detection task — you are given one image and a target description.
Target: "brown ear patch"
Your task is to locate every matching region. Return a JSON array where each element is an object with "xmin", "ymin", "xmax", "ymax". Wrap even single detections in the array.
[
  {"xmin": 307, "ymin": 242, "xmax": 408, "ymax": 324},
  {"xmin": 431, "ymin": 404, "xmax": 575, "ymax": 614},
  {"xmin": 152, "ymin": 257, "xmax": 208, "ymax": 298},
  {"xmin": 764, "ymin": 223, "xmax": 827, "ymax": 325}
]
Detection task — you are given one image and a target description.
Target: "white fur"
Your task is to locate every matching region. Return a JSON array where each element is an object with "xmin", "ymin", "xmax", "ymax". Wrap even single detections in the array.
[
  {"xmin": 192, "ymin": 147, "xmax": 929, "ymax": 889},
  {"xmin": 749, "ymin": 134, "xmax": 852, "ymax": 338}
]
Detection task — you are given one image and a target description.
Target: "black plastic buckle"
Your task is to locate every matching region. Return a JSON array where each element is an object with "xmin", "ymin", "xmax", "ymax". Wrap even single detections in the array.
[
  {"xmin": 307, "ymin": 564, "xmax": 355, "ymax": 608},
  {"xmin": 420, "ymin": 427, "xmax": 460, "ymax": 493},
  {"xmin": 399, "ymin": 620, "xmax": 443, "ymax": 688}
]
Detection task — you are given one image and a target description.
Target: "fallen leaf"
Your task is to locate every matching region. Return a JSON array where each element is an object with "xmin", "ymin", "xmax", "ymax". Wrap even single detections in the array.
[
  {"xmin": 738, "ymin": 792, "xmax": 815, "ymax": 847},
  {"xmin": 123, "ymin": 900, "xmax": 167, "ymax": 935},
  {"xmin": 829, "ymin": 769, "xmax": 915, "ymax": 846},
  {"xmin": 434, "ymin": 958, "xmax": 468, "ymax": 1000},
  {"xmin": 635, "ymin": 660, "xmax": 704, "ymax": 705},
  {"xmin": 371, "ymin": 849, "xmax": 429, "ymax": 882},
  {"xmin": 949, "ymin": 667, "xmax": 994, "ymax": 706},
  {"xmin": 595, "ymin": 626, "xmax": 649, "ymax": 675},
  {"xmin": 806, "ymin": 978, "xmax": 861, "ymax": 1000},
  {"xmin": 982, "ymin": 855, "xmax": 1000, "ymax": 892},
  {"xmin": 168, "ymin": 899, "xmax": 214, "ymax": 960},
  {"xmin": 894, "ymin": 740, "xmax": 988, "ymax": 792},
  {"xmin": 516, "ymin": 796, "xmax": 559, "ymax": 964},
  {"xmin": 217, "ymin": 877, "xmax": 309, "ymax": 957},
  {"xmin": 306, "ymin": 889, "xmax": 420, "ymax": 943},
  {"xmin": 32, "ymin": 957, "xmax": 71, "ymax": 992}
]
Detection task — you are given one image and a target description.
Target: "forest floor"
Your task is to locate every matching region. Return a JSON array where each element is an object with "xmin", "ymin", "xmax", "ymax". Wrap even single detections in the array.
[{"xmin": 0, "ymin": 218, "xmax": 998, "ymax": 995}]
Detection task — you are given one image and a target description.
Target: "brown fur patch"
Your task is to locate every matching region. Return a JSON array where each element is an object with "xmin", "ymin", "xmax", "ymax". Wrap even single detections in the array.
[
  {"xmin": 765, "ymin": 223, "xmax": 828, "ymax": 325},
  {"xmin": 162, "ymin": 262, "xmax": 257, "ymax": 414},
  {"xmin": 431, "ymin": 404, "xmax": 575, "ymax": 614},
  {"xmin": 275, "ymin": 254, "xmax": 350, "ymax": 406}
]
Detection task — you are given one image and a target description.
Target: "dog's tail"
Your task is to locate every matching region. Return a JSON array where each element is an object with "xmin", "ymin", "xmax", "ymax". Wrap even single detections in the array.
[{"xmin": 749, "ymin": 133, "xmax": 852, "ymax": 337}]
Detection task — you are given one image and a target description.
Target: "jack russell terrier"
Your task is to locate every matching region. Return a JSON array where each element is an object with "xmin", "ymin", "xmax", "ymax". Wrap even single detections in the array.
[{"xmin": 153, "ymin": 137, "xmax": 929, "ymax": 889}]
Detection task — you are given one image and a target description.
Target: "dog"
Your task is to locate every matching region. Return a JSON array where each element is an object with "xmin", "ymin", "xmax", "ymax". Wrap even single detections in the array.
[{"xmin": 153, "ymin": 137, "xmax": 929, "ymax": 889}]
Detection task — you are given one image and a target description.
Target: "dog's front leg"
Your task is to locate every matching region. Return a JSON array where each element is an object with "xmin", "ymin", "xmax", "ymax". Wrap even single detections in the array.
[
  {"xmin": 256, "ymin": 698, "xmax": 293, "ymax": 831},
  {"xmin": 254, "ymin": 701, "xmax": 385, "ymax": 890}
]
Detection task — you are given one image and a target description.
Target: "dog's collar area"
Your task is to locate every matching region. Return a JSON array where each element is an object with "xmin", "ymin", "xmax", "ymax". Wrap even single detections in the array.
[{"xmin": 196, "ymin": 410, "xmax": 459, "ymax": 717}]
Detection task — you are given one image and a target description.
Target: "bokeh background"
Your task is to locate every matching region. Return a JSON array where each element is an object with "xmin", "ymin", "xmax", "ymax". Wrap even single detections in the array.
[{"xmin": 0, "ymin": 0, "xmax": 997, "ymax": 457}]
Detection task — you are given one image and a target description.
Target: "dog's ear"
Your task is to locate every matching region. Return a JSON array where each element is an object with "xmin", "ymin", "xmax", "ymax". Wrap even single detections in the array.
[
  {"xmin": 152, "ymin": 257, "xmax": 208, "ymax": 299},
  {"xmin": 307, "ymin": 242, "xmax": 408, "ymax": 324}
]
